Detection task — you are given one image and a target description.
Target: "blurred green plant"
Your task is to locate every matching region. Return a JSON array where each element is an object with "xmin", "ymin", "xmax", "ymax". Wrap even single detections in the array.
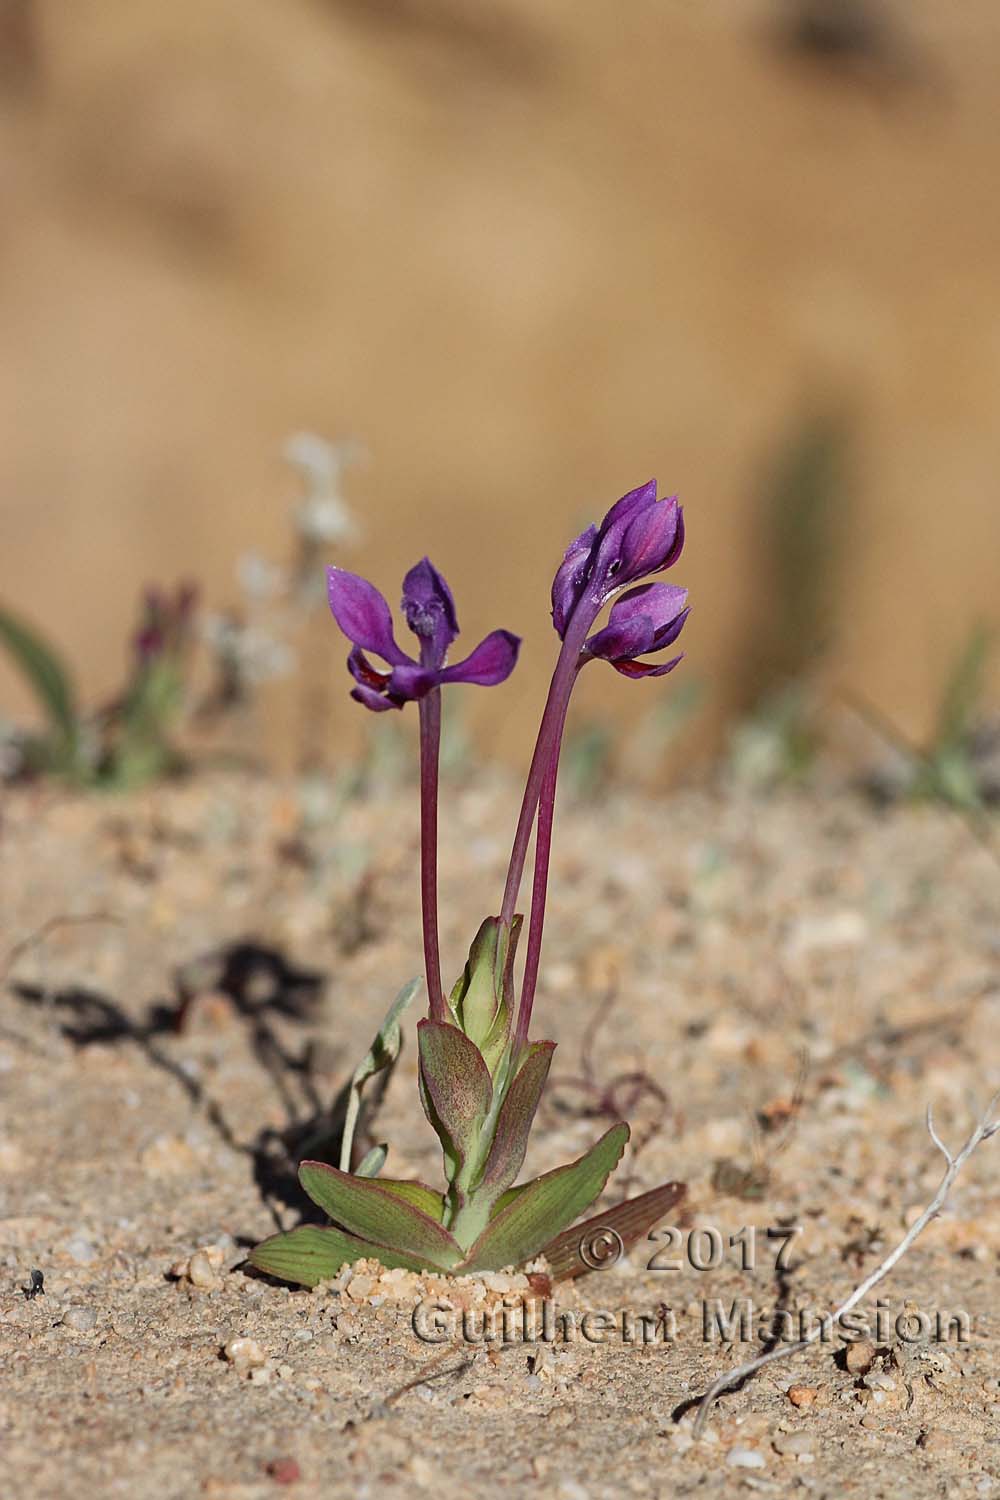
[
  {"xmin": 0, "ymin": 603, "xmax": 80, "ymax": 775},
  {"xmin": 856, "ymin": 625, "xmax": 998, "ymax": 812},
  {"xmin": 916, "ymin": 625, "xmax": 995, "ymax": 810},
  {"xmin": 1, "ymin": 431, "xmax": 364, "ymax": 790},
  {"xmin": 0, "ymin": 586, "xmax": 195, "ymax": 789},
  {"xmin": 730, "ymin": 406, "xmax": 852, "ymax": 789},
  {"xmin": 727, "ymin": 682, "xmax": 820, "ymax": 790}
]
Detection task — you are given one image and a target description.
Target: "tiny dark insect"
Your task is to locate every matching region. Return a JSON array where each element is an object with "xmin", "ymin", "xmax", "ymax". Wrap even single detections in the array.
[{"xmin": 22, "ymin": 1268, "xmax": 44, "ymax": 1300}]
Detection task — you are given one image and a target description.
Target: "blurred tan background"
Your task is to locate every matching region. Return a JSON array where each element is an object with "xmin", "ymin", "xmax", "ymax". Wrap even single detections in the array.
[{"xmin": 1, "ymin": 0, "xmax": 998, "ymax": 773}]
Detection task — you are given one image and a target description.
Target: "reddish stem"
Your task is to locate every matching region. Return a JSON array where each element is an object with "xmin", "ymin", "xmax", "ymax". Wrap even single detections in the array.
[
  {"xmin": 499, "ymin": 608, "xmax": 593, "ymax": 932},
  {"xmin": 418, "ymin": 688, "xmax": 445, "ymax": 1019},
  {"xmin": 512, "ymin": 680, "xmax": 574, "ymax": 1051}
]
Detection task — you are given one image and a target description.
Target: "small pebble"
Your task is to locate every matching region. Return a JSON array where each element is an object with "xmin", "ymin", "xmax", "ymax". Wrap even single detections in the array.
[
  {"xmin": 187, "ymin": 1252, "xmax": 221, "ymax": 1290},
  {"xmin": 63, "ymin": 1305, "xmax": 98, "ymax": 1332},
  {"xmin": 65, "ymin": 1236, "xmax": 97, "ymax": 1266},
  {"xmin": 844, "ymin": 1339, "xmax": 876, "ymax": 1374},
  {"xmin": 547, "ymin": 1406, "xmax": 574, "ymax": 1429},
  {"xmin": 265, "ymin": 1457, "xmax": 301, "ymax": 1485},
  {"xmin": 407, "ymin": 1455, "xmax": 435, "ymax": 1487},
  {"xmin": 727, "ymin": 1447, "xmax": 765, "ymax": 1469},
  {"xmin": 224, "ymin": 1336, "xmax": 267, "ymax": 1374},
  {"xmin": 557, "ymin": 1482, "xmax": 589, "ymax": 1500},
  {"xmin": 787, "ymin": 1385, "xmax": 818, "ymax": 1408},
  {"xmin": 918, "ymin": 1427, "xmax": 954, "ymax": 1455},
  {"xmin": 773, "ymin": 1432, "xmax": 813, "ymax": 1457},
  {"xmin": 141, "ymin": 1135, "xmax": 197, "ymax": 1177}
]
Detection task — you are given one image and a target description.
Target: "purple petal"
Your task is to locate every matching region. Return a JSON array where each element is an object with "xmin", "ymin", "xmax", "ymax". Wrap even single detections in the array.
[
  {"xmin": 650, "ymin": 606, "xmax": 689, "ymax": 652},
  {"xmin": 586, "ymin": 584, "xmax": 689, "ymax": 661},
  {"xmin": 585, "ymin": 610, "xmax": 657, "ymax": 662},
  {"xmin": 589, "ymin": 482, "xmax": 668, "ymax": 595},
  {"xmin": 617, "ymin": 496, "xmax": 682, "ymax": 585},
  {"xmin": 659, "ymin": 504, "xmax": 685, "ymax": 573},
  {"xmin": 551, "ymin": 524, "xmax": 598, "ymax": 638},
  {"xmin": 596, "ymin": 479, "xmax": 658, "ymax": 541},
  {"xmin": 401, "ymin": 558, "xmax": 459, "ymax": 669},
  {"xmin": 347, "ymin": 647, "xmax": 390, "ymax": 690},
  {"xmin": 612, "ymin": 652, "xmax": 685, "ymax": 680},
  {"xmin": 327, "ymin": 568, "xmax": 408, "ymax": 664},
  {"xmin": 441, "ymin": 630, "xmax": 521, "ymax": 687},
  {"xmin": 617, "ymin": 583, "xmax": 689, "ymax": 643},
  {"xmin": 350, "ymin": 683, "xmax": 401, "ymax": 712},
  {"xmin": 386, "ymin": 663, "xmax": 438, "ymax": 702}
]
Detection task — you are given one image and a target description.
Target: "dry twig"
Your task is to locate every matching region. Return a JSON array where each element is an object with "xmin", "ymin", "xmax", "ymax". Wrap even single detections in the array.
[{"xmin": 692, "ymin": 1092, "xmax": 1000, "ymax": 1438}]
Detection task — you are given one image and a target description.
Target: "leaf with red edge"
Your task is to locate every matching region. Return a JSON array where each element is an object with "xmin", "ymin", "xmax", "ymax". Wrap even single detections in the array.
[
  {"xmin": 299, "ymin": 1160, "xmax": 461, "ymax": 1269},
  {"xmin": 477, "ymin": 1042, "xmax": 554, "ymax": 1197},
  {"xmin": 375, "ymin": 1178, "xmax": 445, "ymax": 1221},
  {"xmin": 449, "ymin": 1041, "xmax": 556, "ymax": 1248},
  {"xmin": 248, "ymin": 1224, "xmax": 428, "ymax": 1287},
  {"xmin": 417, "ymin": 1019, "xmax": 493, "ymax": 1186},
  {"xmin": 458, "ymin": 1122, "xmax": 629, "ymax": 1272},
  {"xmin": 539, "ymin": 1179, "xmax": 687, "ymax": 1281}
]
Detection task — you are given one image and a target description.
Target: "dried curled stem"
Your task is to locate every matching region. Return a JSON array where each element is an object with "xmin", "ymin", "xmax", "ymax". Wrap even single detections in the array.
[{"xmin": 691, "ymin": 1092, "xmax": 1000, "ymax": 1439}]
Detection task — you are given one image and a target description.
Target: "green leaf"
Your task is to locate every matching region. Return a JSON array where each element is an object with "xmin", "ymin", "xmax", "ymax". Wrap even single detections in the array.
[
  {"xmin": 299, "ymin": 1159, "xmax": 461, "ymax": 1269},
  {"xmin": 0, "ymin": 604, "xmax": 79, "ymax": 764},
  {"xmin": 248, "ymin": 1224, "xmax": 428, "ymax": 1287},
  {"xmin": 458, "ymin": 1122, "xmax": 630, "ymax": 1272},
  {"xmin": 339, "ymin": 977, "xmax": 421, "ymax": 1171},
  {"xmin": 417, "ymin": 1019, "xmax": 493, "ymax": 1188},
  {"xmin": 447, "ymin": 1042, "xmax": 555, "ymax": 1248},
  {"xmin": 374, "ymin": 1177, "xmax": 445, "ymax": 1222},
  {"xmin": 478, "ymin": 1043, "xmax": 554, "ymax": 1195},
  {"xmin": 539, "ymin": 1179, "xmax": 687, "ymax": 1282}
]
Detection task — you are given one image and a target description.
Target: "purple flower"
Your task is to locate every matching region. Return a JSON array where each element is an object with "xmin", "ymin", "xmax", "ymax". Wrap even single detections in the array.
[
  {"xmin": 327, "ymin": 559, "xmax": 520, "ymax": 712},
  {"xmin": 551, "ymin": 480, "xmax": 684, "ymax": 638},
  {"xmin": 583, "ymin": 582, "xmax": 689, "ymax": 678},
  {"xmin": 133, "ymin": 583, "xmax": 198, "ymax": 664}
]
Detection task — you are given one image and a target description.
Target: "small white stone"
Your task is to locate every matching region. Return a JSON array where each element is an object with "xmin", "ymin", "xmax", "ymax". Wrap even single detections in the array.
[
  {"xmin": 408, "ymin": 1456, "xmax": 434, "ymax": 1487},
  {"xmin": 785, "ymin": 910, "xmax": 868, "ymax": 959},
  {"xmin": 65, "ymin": 1236, "xmax": 97, "ymax": 1265},
  {"xmin": 773, "ymin": 1432, "xmax": 813, "ymax": 1457},
  {"xmin": 63, "ymin": 1305, "xmax": 98, "ymax": 1332},
  {"xmin": 727, "ymin": 1446, "xmax": 766, "ymax": 1469},
  {"xmin": 557, "ymin": 1482, "xmax": 589, "ymax": 1500},
  {"xmin": 187, "ymin": 1252, "xmax": 220, "ymax": 1290},
  {"xmin": 224, "ymin": 1336, "xmax": 267, "ymax": 1374}
]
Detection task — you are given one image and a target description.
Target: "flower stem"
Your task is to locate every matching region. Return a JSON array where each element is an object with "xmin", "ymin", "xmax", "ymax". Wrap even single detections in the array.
[
  {"xmin": 512, "ymin": 681, "xmax": 574, "ymax": 1051},
  {"xmin": 418, "ymin": 688, "xmax": 445, "ymax": 1020},
  {"xmin": 499, "ymin": 610, "xmax": 593, "ymax": 932}
]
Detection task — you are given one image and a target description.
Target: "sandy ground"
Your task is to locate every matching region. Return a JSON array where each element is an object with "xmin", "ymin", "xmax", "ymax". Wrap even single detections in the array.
[{"xmin": 1, "ymin": 767, "xmax": 999, "ymax": 1497}]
